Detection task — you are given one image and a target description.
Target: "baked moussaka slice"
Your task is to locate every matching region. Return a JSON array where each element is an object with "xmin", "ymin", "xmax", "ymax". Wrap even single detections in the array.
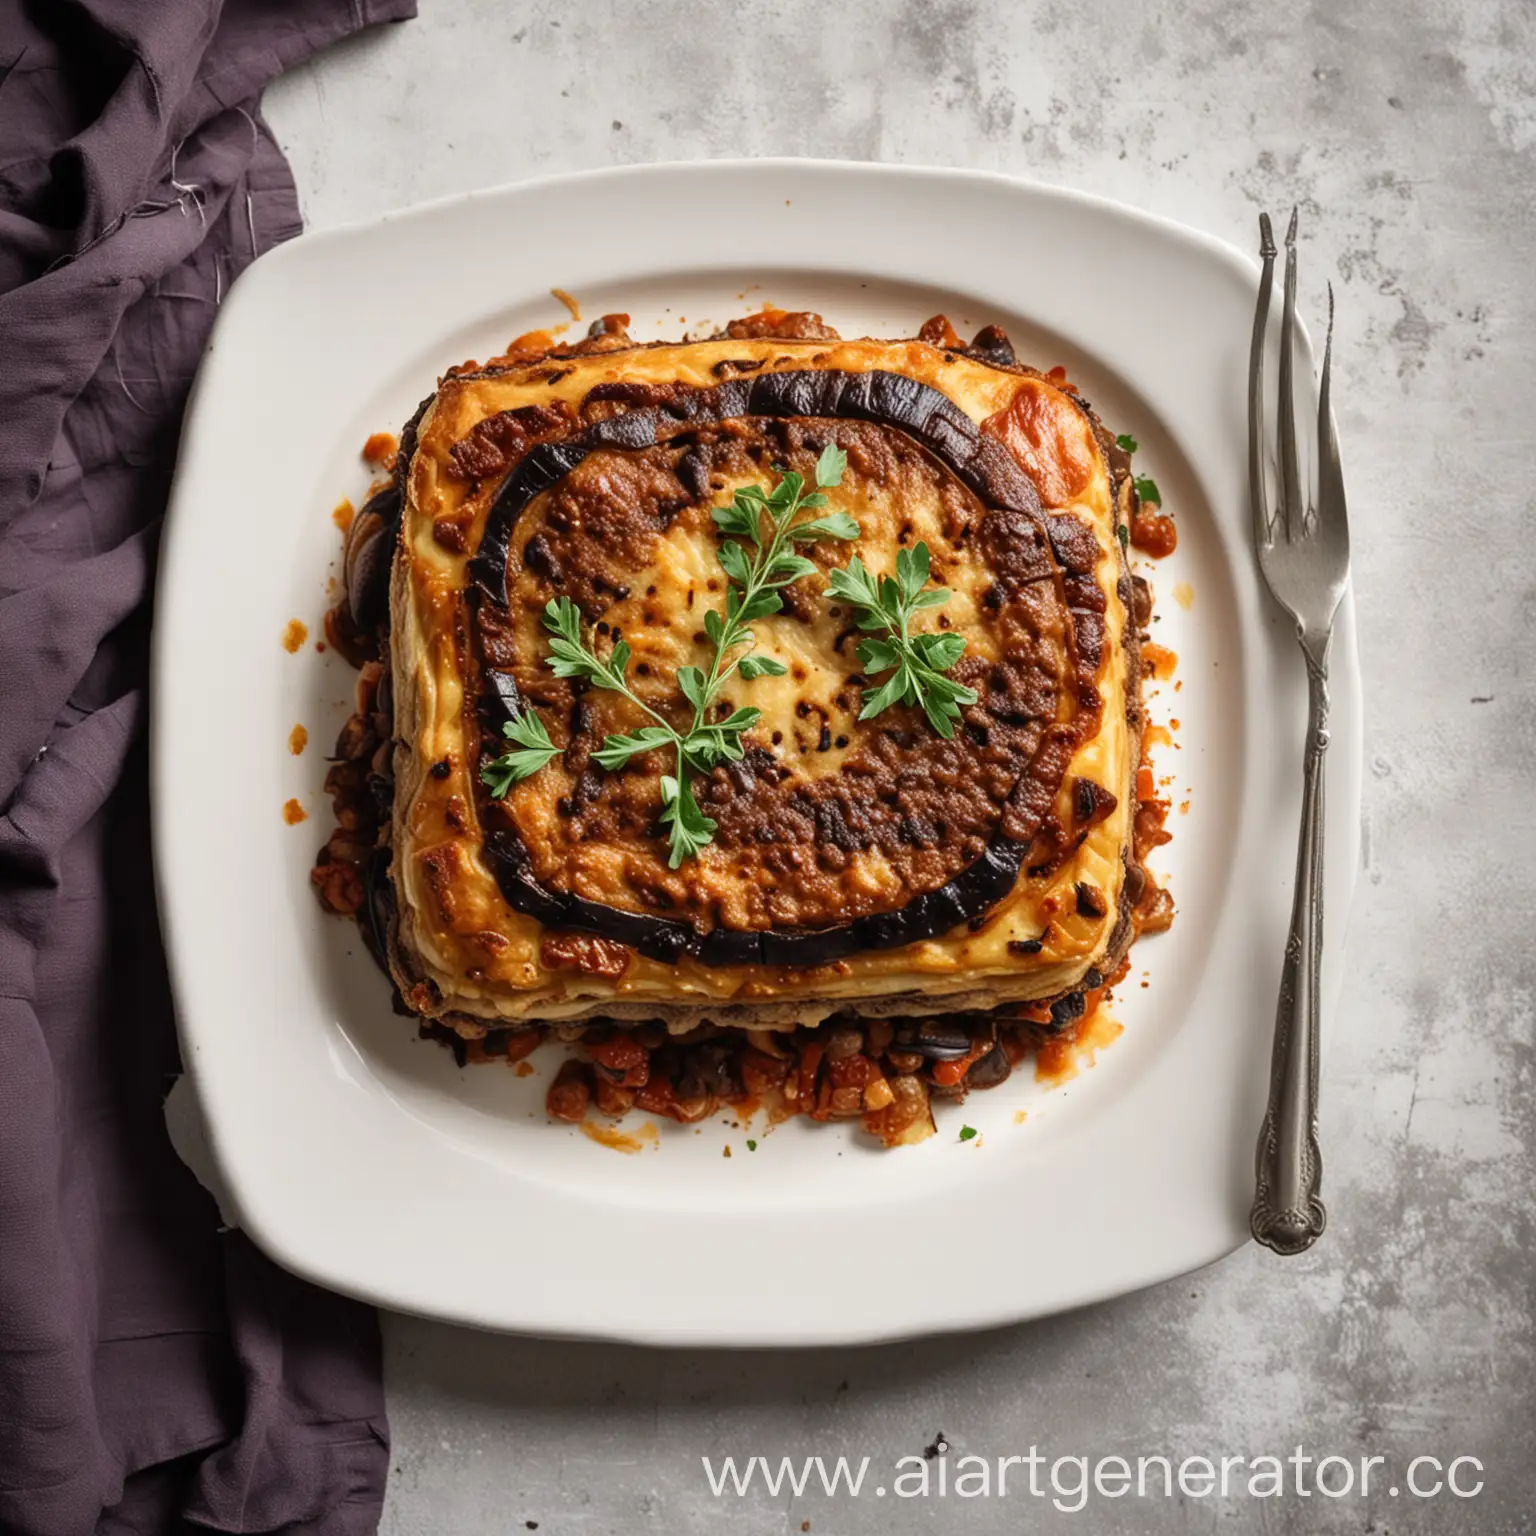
[{"xmin": 314, "ymin": 308, "xmax": 1173, "ymax": 1141}]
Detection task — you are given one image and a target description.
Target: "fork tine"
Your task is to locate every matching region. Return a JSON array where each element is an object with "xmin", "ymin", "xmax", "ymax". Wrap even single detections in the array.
[
  {"xmin": 1316, "ymin": 283, "xmax": 1346, "ymax": 535},
  {"xmin": 1248, "ymin": 213, "xmax": 1278, "ymax": 546},
  {"xmin": 1277, "ymin": 207, "xmax": 1304, "ymax": 541}
]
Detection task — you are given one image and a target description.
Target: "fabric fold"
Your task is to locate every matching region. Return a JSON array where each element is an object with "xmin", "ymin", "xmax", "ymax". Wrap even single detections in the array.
[{"xmin": 0, "ymin": 2, "xmax": 417, "ymax": 1533}]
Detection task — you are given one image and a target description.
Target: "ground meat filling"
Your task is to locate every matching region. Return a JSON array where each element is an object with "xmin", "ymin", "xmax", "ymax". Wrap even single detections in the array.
[
  {"xmin": 446, "ymin": 401, "xmax": 573, "ymax": 482},
  {"xmin": 479, "ymin": 409, "xmax": 1082, "ymax": 936}
]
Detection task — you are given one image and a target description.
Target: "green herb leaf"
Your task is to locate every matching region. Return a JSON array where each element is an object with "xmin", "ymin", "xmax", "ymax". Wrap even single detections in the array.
[
  {"xmin": 858, "ymin": 669, "xmax": 910, "ymax": 720},
  {"xmin": 765, "ymin": 551, "xmax": 818, "ymax": 586},
  {"xmin": 895, "ymin": 542, "xmax": 931, "ymax": 604},
  {"xmin": 746, "ymin": 1138, "xmax": 758, "ymax": 1151},
  {"xmin": 480, "ymin": 710, "xmax": 561, "ymax": 797},
  {"xmin": 829, "ymin": 540, "xmax": 973, "ymax": 737},
  {"xmin": 544, "ymin": 594, "xmax": 583, "ymax": 645},
  {"xmin": 711, "ymin": 498, "xmax": 763, "ymax": 543},
  {"xmin": 827, "ymin": 555, "xmax": 882, "ymax": 614},
  {"xmin": 717, "ymin": 540, "xmax": 753, "ymax": 587},
  {"xmin": 677, "ymin": 666, "xmax": 708, "ymax": 715},
  {"xmin": 854, "ymin": 635, "xmax": 903, "ymax": 675},
  {"xmin": 717, "ymin": 705, "xmax": 762, "ymax": 731},
  {"xmin": 815, "ymin": 443, "xmax": 848, "ymax": 488},
  {"xmin": 542, "ymin": 597, "xmax": 638, "ymax": 695},
  {"xmin": 659, "ymin": 773, "xmax": 717, "ymax": 868},
  {"xmin": 911, "ymin": 631, "xmax": 967, "ymax": 672},
  {"xmin": 1115, "ymin": 433, "xmax": 1138, "ymax": 454},
  {"xmin": 737, "ymin": 654, "xmax": 788, "ymax": 680},
  {"xmin": 684, "ymin": 707, "xmax": 762, "ymax": 767},
  {"xmin": 591, "ymin": 725, "xmax": 675, "ymax": 771},
  {"xmin": 923, "ymin": 672, "xmax": 976, "ymax": 704},
  {"xmin": 1117, "ymin": 523, "xmax": 1130, "ymax": 554},
  {"xmin": 790, "ymin": 511, "xmax": 861, "ymax": 543},
  {"xmin": 771, "ymin": 469, "xmax": 805, "ymax": 508},
  {"xmin": 735, "ymin": 587, "xmax": 783, "ymax": 624},
  {"xmin": 1134, "ymin": 475, "xmax": 1162, "ymax": 507},
  {"xmin": 958, "ymin": 1124, "xmax": 978, "ymax": 1143},
  {"xmin": 921, "ymin": 690, "xmax": 971, "ymax": 739}
]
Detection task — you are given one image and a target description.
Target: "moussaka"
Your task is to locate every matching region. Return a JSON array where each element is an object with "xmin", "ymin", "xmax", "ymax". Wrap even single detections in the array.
[{"xmin": 312, "ymin": 308, "xmax": 1174, "ymax": 1144}]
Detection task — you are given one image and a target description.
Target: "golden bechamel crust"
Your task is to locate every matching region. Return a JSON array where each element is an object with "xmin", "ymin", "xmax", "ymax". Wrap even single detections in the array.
[{"xmin": 385, "ymin": 332, "xmax": 1142, "ymax": 1033}]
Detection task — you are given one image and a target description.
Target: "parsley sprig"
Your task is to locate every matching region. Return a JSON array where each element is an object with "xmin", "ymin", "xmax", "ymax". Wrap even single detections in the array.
[
  {"xmin": 481, "ymin": 711, "xmax": 561, "ymax": 797},
  {"xmin": 826, "ymin": 541, "xmax": 977, "ymax": 738},
  {"xmin": 481, "ymin": 444, "xmax": 856, "ymax": 867}
]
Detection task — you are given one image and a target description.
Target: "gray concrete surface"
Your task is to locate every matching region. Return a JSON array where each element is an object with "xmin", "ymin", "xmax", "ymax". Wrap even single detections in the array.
[{"xmin": 263, "ymin": 2, "xmax": 1536, "ymax": 1530}]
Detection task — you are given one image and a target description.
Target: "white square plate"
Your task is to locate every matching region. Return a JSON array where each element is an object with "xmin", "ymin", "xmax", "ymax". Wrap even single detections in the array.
[{"xmin": 153, "ymin": 161, "xmax": 1360, "ymax": 1345}]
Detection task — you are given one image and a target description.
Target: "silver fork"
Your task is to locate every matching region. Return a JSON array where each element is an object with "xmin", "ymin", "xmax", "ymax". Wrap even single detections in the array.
[{"xmin": 1247, "ymin": 209, "xmax": 1351, "ymax": 1256}]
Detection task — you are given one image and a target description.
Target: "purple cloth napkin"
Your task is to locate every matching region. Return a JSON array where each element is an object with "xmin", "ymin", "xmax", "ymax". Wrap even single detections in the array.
[{"xmin": 0, "ymin": 3, "xmax": 415, "ymax": 1532}]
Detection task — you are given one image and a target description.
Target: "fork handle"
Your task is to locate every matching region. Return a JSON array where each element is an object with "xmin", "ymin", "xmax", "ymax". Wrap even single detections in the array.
[{"xmin": 1251, "ymin": 640, "xmax": 1330, "ymax": 1254}]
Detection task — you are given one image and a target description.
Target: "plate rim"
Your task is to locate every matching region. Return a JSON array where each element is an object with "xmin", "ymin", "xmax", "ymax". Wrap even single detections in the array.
[{"xmin": 152, "ymin": 156, "xmax": 1363, "ymax": 1345}]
